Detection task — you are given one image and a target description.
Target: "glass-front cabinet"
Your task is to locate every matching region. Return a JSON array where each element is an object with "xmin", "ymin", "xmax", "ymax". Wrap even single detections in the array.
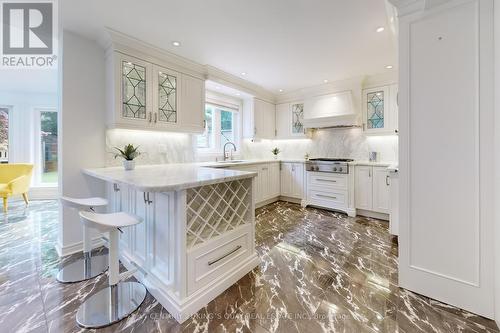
[
  {"xmin": 362, "ymin": 85, "xmax": 398, "ymax": 135},
  {"xmin": 290, "ymin": 102, "xmax": 305, "ymax": 136},
  {"xmin": 107, "ymin": 52, "xmax": 204, "ymax": 133},
  {"xmin": 275, "ymin": 101, "xmax": 306, "ymax": 139}
]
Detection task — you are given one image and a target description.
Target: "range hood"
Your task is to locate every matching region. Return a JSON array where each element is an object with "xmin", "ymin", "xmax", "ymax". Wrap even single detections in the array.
[{"xmin": 302, "ymin": 90, "xmax": 361, "ymax": 129}]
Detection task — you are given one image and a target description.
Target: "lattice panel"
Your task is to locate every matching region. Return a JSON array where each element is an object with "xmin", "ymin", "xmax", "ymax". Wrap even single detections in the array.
[
  {"xmin": 186, "ymin": 179, "xmax": 252, "ymax": 248},
  {"xmin": 367, "ymin": 91, "xmax": 384, "ymax": 129},
  {"xmin": 122, "ymin": 61, "xmax": 147, "ymax": 119}
]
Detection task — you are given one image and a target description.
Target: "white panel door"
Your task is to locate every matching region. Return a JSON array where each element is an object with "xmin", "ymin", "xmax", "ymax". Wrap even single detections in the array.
[
  {"xmin": 133, "ymin": 191, "xmax": 148, "ymax": 266},
  {"xmin": 372, "ymin": 167, "xmax": 390, "ymax": 214},
  {"xmin": 399, "ymin": 0, "xmax": 494, "ymax": 317},
  {"xmin": 291, "ymin": 163, "xmax": 305, "ymax": 199},
  {"xmin": 280, "ymin": 163, "xmax": 293, "ymax": 197},
  {"xmin": 269, "ymin": 163, "xmax": 281, "ymax": 198},
  {"xmin": 259, "ymin": 164, "xmax": 271, "ymax": 201},
  {"xmin": 180, "ymin": 74, "xmax": 205, "ymax": 133},
  {"xmin": 355, "ymin": 166, "xmax": 372, "ymax": 210},
  {"xmin": 275, "ymin": 103, "xmax": 290, "ymax": 138}
]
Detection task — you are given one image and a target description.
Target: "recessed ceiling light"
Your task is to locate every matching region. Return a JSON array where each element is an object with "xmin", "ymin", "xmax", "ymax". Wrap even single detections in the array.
[
  {"xmin": 241, "ymin": 72, "xmax": 247, "ymax": 76},
  {"xmin": 172, "ymin": 41, "xmax": 181, "ymax": 47},
  {"xmin": 376, "ymin": 27, "xmax": 385, "ymax": 33},
  {"xmin": 323, "ymin": 79, "xmax": 329, "ymax": 83},
  {"xmin": 385, "ymin": 65, "xmax": 393, "ymax": 69},
  {"xmin": 279, "ymin": 89, "xmax": 283, "ymax": 92},
  {"xmin": 236, "ymin": 93, "xmax": 241, "ymax": 96}
]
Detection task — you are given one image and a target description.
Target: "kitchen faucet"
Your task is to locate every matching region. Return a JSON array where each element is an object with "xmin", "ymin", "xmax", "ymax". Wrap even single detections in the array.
[{"xmin": 223, "ymin": 142, "xmax": 237, "ymax": 161}]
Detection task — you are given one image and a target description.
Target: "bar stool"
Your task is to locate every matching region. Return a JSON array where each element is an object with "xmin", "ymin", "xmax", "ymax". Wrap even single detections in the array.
[
  {"xmin": 76, "ymin": 211, "xmax": 147, "ymax": 328},
  {"xmin": 57, "ymin": 196, "xmax": 109, "ymax": 283}
]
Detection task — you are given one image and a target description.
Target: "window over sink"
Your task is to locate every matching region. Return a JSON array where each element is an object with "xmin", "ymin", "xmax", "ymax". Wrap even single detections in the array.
[{"xmin": 197, "ymin": 102, "xmax": 241, "ymax": 154}]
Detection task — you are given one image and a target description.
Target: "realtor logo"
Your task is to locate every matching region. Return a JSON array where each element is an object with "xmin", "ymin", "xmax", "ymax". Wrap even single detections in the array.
[{"xmin": 1, "ymin": 0, "xmax": 57, "ymax": 68}]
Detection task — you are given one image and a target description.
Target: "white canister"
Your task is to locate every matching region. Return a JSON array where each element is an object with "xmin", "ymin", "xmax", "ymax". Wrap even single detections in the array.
[{"xmin": 123, "ymin": 160, "xmax": 136, "ymax": 171}]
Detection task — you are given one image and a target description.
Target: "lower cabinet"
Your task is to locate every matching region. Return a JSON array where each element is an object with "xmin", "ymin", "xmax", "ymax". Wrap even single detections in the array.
[
  {"xmin": 280, "ymin": 162, "xmax": 304, "ymax": 199},
  {"xmin": 354, "ymin": 165, "xmax": 390, "ymax": 214},
  {"xmin": 230, "ymin": 162, "xmax": 280, "ymax": 205}
]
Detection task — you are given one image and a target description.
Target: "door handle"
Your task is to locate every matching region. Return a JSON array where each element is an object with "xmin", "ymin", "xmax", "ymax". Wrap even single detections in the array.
[
  {"xmin": 154, "ymin": 113, "xmax": 157, "ymax": 123},
  {"xmin": 208, "ymin": 245, "xmax": 242, "ymax": 266},
  {"xmin": 148, "ymin": 112, "xmax": 152, "ymax": 123},
  {"xmin": 386, "ymin": 175, "xmax": 390, "ymax": 186},
  {"xmin": 316, "ymin": 194, "xmax": 337, "ymax": 200}
]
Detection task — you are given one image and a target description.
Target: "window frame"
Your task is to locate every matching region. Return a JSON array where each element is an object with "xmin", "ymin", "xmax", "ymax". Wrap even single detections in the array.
[
  {"xmin": 0, "ymin": 105, "xmax": 12, "ymax": 163},
  {"xmin": 33, "ymin": 107, "xmax": 58, "ymax": 187},
  {"xmin": 197, "ymin": 96, "xmax": 242, "ymax": 157}
]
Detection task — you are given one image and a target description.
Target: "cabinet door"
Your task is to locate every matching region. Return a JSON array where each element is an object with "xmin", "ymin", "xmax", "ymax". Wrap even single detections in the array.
[
  {"xmin": 275, "ymin": 103, "xmax": 290, "ymax": 139},
  {"xmin": 132, "ymin": 191, "xmax": 149, "ymax": 266},
  {"xmin": 291, "ymin": 163, "xmax": 305, "ymax": 198},
  {"xmin": 118, "ymin": 54, "xmax": 153, "ymax": 127},
  {"xmin": 259, "ymin": 164, "xmax": 271, "ymax": 201},
  {"xmin": 180, "ymin": 74, "xmax": 205, "ymax": 133},
  {"xmin": 280, "ymin": 163, "xmax": 293, "ymax": 196},
  {"xmin": 372, "ymin": 167, "xmax": 390, "ymax": 214},
  {"xmin": 290, "ymin": 102, "xmax": 305, "ymax": 137},
  {"xmin": 355, "ymin": 166, "xmax": 373, "ymax": 210},
  {"xmin": 363, "ymin": 86, "xmax": 391, "ymax": 134},
  {"xmin": 254, "ymin": 99, "xmax": 276, "ymax": 139},
  {"xmin": 152, "ymin": 65, "xmax": 180, "ymax": 129},
  {"xmin": 269, "ymin": 163, "xmax": 281, "ymax": 198}
]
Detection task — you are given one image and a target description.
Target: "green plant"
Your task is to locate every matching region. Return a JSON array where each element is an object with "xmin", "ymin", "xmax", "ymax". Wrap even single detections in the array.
[
  {"xmin": 271, "ymin": 147, "xmax": 281, "ymax": 156},
  {"xmin": 114, "ymin": 144, "xmax": 140, "ymax": 161}
]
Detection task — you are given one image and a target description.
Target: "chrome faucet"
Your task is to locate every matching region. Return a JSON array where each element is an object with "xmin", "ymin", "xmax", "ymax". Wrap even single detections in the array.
[{"xmin": 223, "ymin": 142, "xmax": 237, "ymax": 161}]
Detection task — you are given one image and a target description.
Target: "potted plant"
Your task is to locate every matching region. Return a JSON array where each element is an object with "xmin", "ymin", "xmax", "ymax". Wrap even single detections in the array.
[
  {"xmin": 114, "ymin": 144, "xmax": 141, "ymax": 170},
  {"xmin": 271, "ymin": 147, "xmax": 281, "ymax": 160}
]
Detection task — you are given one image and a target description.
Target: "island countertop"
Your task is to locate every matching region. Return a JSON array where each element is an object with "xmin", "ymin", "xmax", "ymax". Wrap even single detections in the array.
[{"xmin": 83, "ymin": 164, "xmax": 257, "ymax": 192}]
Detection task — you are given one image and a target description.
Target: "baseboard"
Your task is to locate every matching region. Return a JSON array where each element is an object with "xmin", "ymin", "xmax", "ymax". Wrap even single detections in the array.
[
  {"xmin": 56, "ymin": 237, "xmax": 106, "ymax": 257},
  {"xmin": 29, "ymin": 187, "xmax": 58, "ymax": 200},
  {"xmin": 255, "ymin": 196, "xmax": 280, "ymax": 208},
  {"xmin": 278, "ymin": 196, "xmax": 302, "ymax": 204},
  {"xmin": 356, "ymin": 209, "xmax": 390, "ymax": 221}
]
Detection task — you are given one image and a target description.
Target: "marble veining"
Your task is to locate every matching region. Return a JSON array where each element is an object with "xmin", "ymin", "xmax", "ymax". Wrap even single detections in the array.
[
  {"xmin": 83, "ymin": 164, "xmax": 257, "ymax": 192},
  {"xmin": 0, "ymin": 200, "xmax": 497, "ymax": 333}
]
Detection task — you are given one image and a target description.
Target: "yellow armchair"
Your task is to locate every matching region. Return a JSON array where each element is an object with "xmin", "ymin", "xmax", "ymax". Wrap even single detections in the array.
[{"xmin": 0, "ymin": 163, "xmax": 34, "ymax": 213}]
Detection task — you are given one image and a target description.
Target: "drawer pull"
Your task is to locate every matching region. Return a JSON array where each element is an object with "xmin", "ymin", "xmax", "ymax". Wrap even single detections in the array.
[
  {"xmin": 208, "ymin": 245, "xmax": 242, "ymax": 266},
  {"xmin": 316, "ymin": 178, "xmax": 337, "ymax": 183},
  {"xmin": 316, "ymin": 194, "xmax": 337, "ymax": 200}
]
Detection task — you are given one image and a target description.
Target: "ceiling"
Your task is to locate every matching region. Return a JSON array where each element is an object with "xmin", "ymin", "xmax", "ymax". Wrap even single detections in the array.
[{"xmin": 61, "ymin": 0, "xmax": 397, "ymax": 94}]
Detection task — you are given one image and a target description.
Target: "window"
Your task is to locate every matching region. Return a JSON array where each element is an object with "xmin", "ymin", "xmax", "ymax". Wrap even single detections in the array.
[
  {"xmin": 0, "ymin": 108, "xmax": 9, "ymax": 163},
  {"xmin": 197, "ymin": 103, "xmax": 239, "ymax": 152},
  {"xmin": 39, "ymin": 110, "xmax": 58, "ymax": 184}
]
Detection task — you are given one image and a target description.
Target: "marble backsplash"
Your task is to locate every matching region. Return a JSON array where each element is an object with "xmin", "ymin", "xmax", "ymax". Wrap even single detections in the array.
[
  {"xmin": 242, "ymin": 128, "xmax": 398, "ymax": 163},
  {"xmin": 105, "ymin": 128, "xmax": 398, "ymax": 166}
]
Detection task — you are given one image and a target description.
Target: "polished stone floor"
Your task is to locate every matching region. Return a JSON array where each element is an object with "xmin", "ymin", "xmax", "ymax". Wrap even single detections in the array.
[{"xmin": 0, "ymin": 200, "xmax": 498, "ymax": 333}]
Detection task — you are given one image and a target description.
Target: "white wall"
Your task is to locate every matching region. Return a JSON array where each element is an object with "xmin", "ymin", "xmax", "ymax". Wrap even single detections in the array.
[
  {"xmin": 58, "ymin": 30, "xmax": 107, "ymax": 255},
  {"xmin": 494, "ymin": 0, "xmax": 500, "ymax": 325}
]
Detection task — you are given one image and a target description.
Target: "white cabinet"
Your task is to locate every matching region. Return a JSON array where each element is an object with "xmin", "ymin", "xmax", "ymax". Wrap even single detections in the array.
[
  {"xmin": 276, "ymin": 102, "xmax": 306, "ymax": 138},
  {"xmin": 354, "ymin": 166, "xmax": 373, "ymax": 210},
  {"xmin": 362, "ymin": 85, "xmax": 398, "ymax": 135},
  {"xmin": 354, "ymin": 165, "xmax": 390, "ymax": 214},
  {"xmin": 243, "ymin": 98, "xmax": 276, "ymax": 140},
  {"xmin": 106, "ymin": 51, "xmax": 205, "ymax": 133},
  {"xmin": 280, "ymin": 162, "xmax": 304, "ymax": 199},
  {"xmin": 230, "ymin": 162, "xmax": 280, "ymax": 205}
]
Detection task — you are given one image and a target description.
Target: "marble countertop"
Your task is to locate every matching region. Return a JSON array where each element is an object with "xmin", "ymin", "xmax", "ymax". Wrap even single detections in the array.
[{"xmin": 83, "ymin": 164, "xmax": 257, "ymax": 192}]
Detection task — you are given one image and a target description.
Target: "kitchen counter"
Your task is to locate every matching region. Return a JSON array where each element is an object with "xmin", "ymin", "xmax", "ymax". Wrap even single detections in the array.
[
  {"xmin": 82, "ymin": 163, "xmax": 259, "ymax": 323},
  {"xmin": 83, "ymin": 164, "xmax": 257, "ymax": 192}
]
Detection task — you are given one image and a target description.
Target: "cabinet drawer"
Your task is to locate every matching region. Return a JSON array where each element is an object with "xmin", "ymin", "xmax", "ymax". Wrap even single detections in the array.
[
  {"xmin": 307, "ymin": 172, "xmax": 347, "ymax": 190},
  {"xmin": 308, "ymin": 188, "xmax": 347, "ymax": 208},
  {"xmin": 187, "ymin": 227, "xmax": 251, "ymax": 295}
]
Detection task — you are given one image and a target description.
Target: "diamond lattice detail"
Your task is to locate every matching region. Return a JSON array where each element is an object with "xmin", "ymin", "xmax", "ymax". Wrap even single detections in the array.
[
  {"xmin": 158, "ymin": 72, "xmax": 177, "ymax": 123},
  {"xmin": 186, "ymin": 179, "xmax": 252, "ymax": 248},
  {"xmin": 291, "ymin": 103, "xmax": 304, "ymax": 134},
  {"xmin": 122, "ymin": 61, "xmax": 147, "ymax": 119},
  {"xmin": 367, "ymin": 91, "xmax": 384, "ymax": 129}
]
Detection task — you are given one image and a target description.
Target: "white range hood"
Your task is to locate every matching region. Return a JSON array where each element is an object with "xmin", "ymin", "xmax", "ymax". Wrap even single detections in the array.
[{"xmin": 302, "ymin": 90, "xmax": 361, "ymax": 129}]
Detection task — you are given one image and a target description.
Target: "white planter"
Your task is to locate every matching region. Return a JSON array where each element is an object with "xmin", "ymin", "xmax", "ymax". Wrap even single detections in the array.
[{"xmin": 123, "ymin": 160, "xmax": 136, "ymax": 171}]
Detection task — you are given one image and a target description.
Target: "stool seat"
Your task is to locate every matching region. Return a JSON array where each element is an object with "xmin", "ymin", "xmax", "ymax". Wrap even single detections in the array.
[
  {"xmin": 60, "ymin": 196, "xmax": 108, "ymax": 210},
  {"xmin": 79, "ymin": 211, "xmax": 142, "ymax": 233}
]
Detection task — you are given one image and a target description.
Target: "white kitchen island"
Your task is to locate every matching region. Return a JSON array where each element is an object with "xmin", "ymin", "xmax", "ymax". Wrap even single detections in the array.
[{"xmin": 83, "ymin": 164, "xmax": 259, "ymax": 323}]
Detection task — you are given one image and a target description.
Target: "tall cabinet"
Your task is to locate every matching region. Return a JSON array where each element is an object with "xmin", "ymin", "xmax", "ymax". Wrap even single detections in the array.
[{"xmin": 396, "ymin": 0, "xmax": 494, "ymax": 318}]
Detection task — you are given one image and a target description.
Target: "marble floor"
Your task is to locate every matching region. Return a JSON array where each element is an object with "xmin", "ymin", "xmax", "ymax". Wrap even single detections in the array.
[{"xmin": 0, "ymin": 200, "xmax": 498, "ymax": 333}]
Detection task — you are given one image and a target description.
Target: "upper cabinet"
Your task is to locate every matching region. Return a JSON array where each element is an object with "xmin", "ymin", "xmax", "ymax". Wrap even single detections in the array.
[
  {"xmin": 362, "ymin": 84, "xmax": 398, "ymax": 135},
  {"xmin": 106, "ymin": 51, "xmax": 205, "ymax": 133},
  {"xmin": 276, "ymin": 102, "xmax": 307, "ymax": 138},
  {"xmin": 243, "ymin": 98, "xmax": 276, "ymax": 140}
]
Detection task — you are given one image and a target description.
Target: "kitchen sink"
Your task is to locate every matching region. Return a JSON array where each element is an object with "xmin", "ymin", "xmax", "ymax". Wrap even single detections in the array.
[{"xmin": 216, "ymin": 160, "xmax": 246, "ymax": 164}]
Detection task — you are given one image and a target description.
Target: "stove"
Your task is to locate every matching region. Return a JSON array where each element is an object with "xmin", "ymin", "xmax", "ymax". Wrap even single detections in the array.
[{"xmin": 305, "ymin": 158, "xmax": 354, "ymax": 174}]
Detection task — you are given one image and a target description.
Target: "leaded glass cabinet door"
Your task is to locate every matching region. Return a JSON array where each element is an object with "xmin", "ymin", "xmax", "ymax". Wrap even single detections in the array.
[
  {"xmin": 291, "ymin": 102, "xmax": 305, "ymax": 136},
  {"xmin": 153, "ymin": 65, "xmax": 180, "ymax": 128},
  {"xmin": 363, "ymin": 86, "xmax": 390, "ymax": 134},
  {"xmin": 118, "ymin": 55, "xmax": 152, "ymax": 127}
]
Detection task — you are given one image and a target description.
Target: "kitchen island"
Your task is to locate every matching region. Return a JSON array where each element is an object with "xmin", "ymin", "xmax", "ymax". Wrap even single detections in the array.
[{"xmin": 83, "ymin": 164, "xmax": 259, "ymax": 323}]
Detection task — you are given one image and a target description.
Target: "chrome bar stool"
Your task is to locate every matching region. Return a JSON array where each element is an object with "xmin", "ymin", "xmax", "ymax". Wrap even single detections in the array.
[
  {"xmin": 76, "ymin": 211, "xmax": 146, "ymax": 328},
  {"xmin": 57, "ymin": 197, "xmax": 109, "ymax": 283}
]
